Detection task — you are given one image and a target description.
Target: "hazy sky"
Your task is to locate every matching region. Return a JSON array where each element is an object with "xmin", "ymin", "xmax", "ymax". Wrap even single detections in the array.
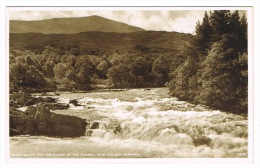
[{"xmin": 9, "ymin": 9, "xmax": 247, "ymax": 34}]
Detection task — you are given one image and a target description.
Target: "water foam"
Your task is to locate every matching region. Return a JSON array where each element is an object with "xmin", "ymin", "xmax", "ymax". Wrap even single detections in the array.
[{"xmin": 10, "ymin": 88, "xmax": 248, "ymax": 158}]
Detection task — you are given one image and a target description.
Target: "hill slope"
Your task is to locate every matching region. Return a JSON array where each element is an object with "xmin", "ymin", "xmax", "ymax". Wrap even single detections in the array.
[
  {"xmin": 10, "ymin": 15, "xmax": 145, "ymax": 34},
  {"xmin": 10, "ymin": 31, "xmax": 193, "ymax": 53}
]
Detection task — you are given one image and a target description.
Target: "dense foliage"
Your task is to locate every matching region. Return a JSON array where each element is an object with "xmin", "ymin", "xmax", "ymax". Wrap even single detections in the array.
[
  {"xmin": 10, "ymin": 45, "xmax": 183, "ymax": 92},
  {"xmin": 167, "ymin": 10, "xmax": 248, "ymax": 114}
]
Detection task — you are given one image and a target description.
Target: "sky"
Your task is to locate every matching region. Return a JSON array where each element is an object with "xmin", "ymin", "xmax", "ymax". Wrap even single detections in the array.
[{"xmin": 9, "ymin": 9, "xmax": 247, "ymax": 34}]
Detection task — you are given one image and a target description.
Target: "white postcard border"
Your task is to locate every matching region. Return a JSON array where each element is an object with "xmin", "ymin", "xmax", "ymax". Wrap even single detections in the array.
[{"xmin": 1, "ymin": 0, "xmax": 259, "ymax": 168}]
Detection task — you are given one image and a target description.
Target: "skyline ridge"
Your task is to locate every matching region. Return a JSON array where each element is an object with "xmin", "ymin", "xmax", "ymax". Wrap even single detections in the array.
[{"xmin": 10, "ymin": 15, "xmax": 146, "ymax": 34}]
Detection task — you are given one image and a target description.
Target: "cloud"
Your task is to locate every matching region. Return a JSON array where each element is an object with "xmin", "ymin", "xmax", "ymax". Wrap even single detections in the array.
[
  {"xmin": 9, "ymin": 9, "xmax": 247, "ymax": 34},
  {"xmin": 9, "ymin": 9, "xmax": 207, "ymax": 33}
]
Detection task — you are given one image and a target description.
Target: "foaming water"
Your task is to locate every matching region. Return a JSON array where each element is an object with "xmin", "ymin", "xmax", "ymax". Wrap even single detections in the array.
[{"xmin": 10, "ymin": 88, "xmax": 248, "ymax": 158}]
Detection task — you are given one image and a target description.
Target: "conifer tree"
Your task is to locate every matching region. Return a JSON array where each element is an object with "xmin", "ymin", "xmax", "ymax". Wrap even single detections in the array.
[{"xmin": 195, "ymin": 11, "xmax": 213, "ymax": 56}]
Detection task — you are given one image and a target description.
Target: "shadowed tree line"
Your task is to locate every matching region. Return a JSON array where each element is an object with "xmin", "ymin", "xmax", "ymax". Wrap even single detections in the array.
[{"xmin": 167, "ymin": 10, "xmax": 248, "ymax": 114}]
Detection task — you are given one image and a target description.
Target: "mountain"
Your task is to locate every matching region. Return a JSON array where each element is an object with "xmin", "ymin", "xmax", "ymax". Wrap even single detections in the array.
[
  {"xmin": 10, "ymin": 15, "xmax": 194, "ymax": 54},
  {"xmin": 10, "ymin": 15, "xmax": 145, "ymax": 34}
]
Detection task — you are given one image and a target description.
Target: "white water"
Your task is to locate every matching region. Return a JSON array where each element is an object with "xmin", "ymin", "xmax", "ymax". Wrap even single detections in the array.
[{"xmin": 10, "ymin": 88, "xmax": 248, "ymax": 158}]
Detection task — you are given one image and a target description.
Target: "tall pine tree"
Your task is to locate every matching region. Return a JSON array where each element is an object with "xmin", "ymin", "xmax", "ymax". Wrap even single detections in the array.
[
  {"xmin": 195, "ymin": 11, "xmax": 213, "ymax": 57},
  {"xmin": 168, "ymin": 10, "xmax": 248, "ymax": 114}
]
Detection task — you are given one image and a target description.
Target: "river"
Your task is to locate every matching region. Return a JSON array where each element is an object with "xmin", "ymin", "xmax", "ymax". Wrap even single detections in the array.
[{"xmin": 9, "ymin": 88, "xmax": 248, "ymax": 158}]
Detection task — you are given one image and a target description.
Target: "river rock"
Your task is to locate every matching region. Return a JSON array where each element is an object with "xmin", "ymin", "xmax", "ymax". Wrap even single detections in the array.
[
  {"xmin": 9, "ymin": 107, "xmax": 37, "ymax": 135},
  {"xmin": 34, "ymin": 103, "xmax": 52, "ymax": 135},
  {"xmin": 86, "ymin": 130, "xmax": 93, "ymax": 136},
  {"xmin": 37, "ymin": 97, "xmax": 56, "ymax": 103},
  {"xmin": 52, "ymin": 103, "xmax": 69, "ymax": 110},
  {"xmin": 90, "ymin": 122, "xmax": 99, "ymax": 129},
  {"xmin": 10, "ymin": 92, "xmax": 38, "ymax": 107},
  {"xmin": 69, "ymin": 99, "xmax": 81, "ymax": 106},
  {"xmin": 10, "ymin": 128, "xmax": 22, "ymax": 136},
  {"xmin": 192, "ymin": 136, "xmax": 211, "ymax": 146},
  {"xmin": 9, "ymin": 103, "xmax": 87, "ymax": 137},
  {"xmin": 25, "ymin": 97, "xmax": 38, "ymax": 106},
  {"xmin": 41, "ymin": 92, "xmax": 53, "ymax": 96},
  {"xmin": 50, "ymin": 113, "xmax": 87, "ymax": 137},
  {"xmin": 112, "ymin": 124, "xmax": 121, "ymax": 134},
  {"xmin": 34, "ymin": 101, "xmax": 69, "ymax": 110},
  {"xmin": 25, "ymin": 106, "xmax": 37, "ymax": 119}
]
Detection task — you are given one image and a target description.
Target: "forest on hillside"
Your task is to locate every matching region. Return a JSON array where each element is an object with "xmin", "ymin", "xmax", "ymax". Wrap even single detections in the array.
[
  {"xmin": 9, "ymin": 10, "xmax": 248, "ymax": 115},
  {"xmin": 10, "ymin": 45, "xmax": 183, "ymax": 90}
]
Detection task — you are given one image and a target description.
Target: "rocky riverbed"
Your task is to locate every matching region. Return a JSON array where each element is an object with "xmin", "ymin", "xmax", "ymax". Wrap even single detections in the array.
[
  {"xmin": 9, "ymin": 88, "xmax": 248, "ymax": 158},
  {"xmin": 9, "ymin": 92, "xmax": 87, "ymax": 137}
]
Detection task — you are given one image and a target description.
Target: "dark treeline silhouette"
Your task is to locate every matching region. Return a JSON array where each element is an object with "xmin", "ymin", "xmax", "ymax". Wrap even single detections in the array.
[{"xmin": 167, "ymin": 10, "xmax": 248, "ymax": 114}]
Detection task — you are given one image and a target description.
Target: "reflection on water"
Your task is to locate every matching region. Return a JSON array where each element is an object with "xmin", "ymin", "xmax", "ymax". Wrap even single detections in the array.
[{"xmin": 10, "ymin": 88, "xmax": 248, "ymax": 158}]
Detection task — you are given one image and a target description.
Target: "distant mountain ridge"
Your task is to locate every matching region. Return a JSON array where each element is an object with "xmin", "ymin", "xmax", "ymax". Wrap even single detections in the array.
[
  {"xmin": 10, "ymin": 31, "xmax": 193, "ymax": 53},
  {"xmin": 10, "ymin": 15, "xmax": 146, "ymax": 34},
  {"xmin": 10, "ymin": 15, "xmax": 194, "ymax": 54}
]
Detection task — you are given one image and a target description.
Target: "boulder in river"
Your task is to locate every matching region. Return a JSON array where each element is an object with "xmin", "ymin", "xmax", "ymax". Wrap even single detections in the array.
[
  {"xmin": 9, "ymin": 103, "xmax": 87, "ymax": 137},
  {"xmin": 35, "ymin": 102, "xmax": 69, "ymax": 110},
  {"xmin": 50, "ymin": 113, "xmax": 87, "ymax": 137},
  {"xmin": 86, "ymin": 130, "xmax": 93, "ymax": 136},
  {"xmin": 10, "ymin": 107, "xmax": 37, "ymax": 135},
  {"xmin": 34, "ymin": 103, "xmax": 52, "ymax": 135},
  {"xmin": 10, "ymin": 92, "xmax": 38, "ymax": 107},
  {"xmin": 37, "ymin": 97, "xmax": 56, "ymax": 103},
  {"xmin": 107, "ymin": 121, "xmax": 121, "ymax": 134},
  {"xmin": 69, "ymin": 99, "xmax": 81, "ymax": 106},
  {"xmin": 52, "ymin": 103, "xmax": 69, "ymax": 110},
  {"xmin": 25, "ymin": 97, "xmax": 38, "ymax": 106},
  {"xmin": 25, "ymin": 106, "xmax": 37, "ymax": 119},
  {"xmin": 192, "ymin": 136, "xmax": 211, "ymax": 147},
  {"xmin": 90, "ymin": 121, "xmax": 99, "ymax": 129}
]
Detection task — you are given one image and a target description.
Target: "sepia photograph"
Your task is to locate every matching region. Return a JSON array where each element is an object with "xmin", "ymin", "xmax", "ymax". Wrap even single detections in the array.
[{"xmin": 7, "ymin": 7, "xmax": 252, "ymax": 160}]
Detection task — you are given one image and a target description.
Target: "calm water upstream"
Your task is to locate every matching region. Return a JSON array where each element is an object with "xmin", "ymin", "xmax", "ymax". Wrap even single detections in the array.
[{"xmin": 10, "ymin": 88, "xmax": 248, "ymax": 158}]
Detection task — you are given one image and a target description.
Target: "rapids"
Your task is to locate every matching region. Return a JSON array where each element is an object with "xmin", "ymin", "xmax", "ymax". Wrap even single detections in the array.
[{"xmin": 9, "ymin": 88, "xmax": 248, "ymax": 158}]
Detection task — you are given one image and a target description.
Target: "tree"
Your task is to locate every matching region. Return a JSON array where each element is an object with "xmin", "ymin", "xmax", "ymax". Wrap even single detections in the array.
[
  {"xmin": 209, "ymin": 10, "xmax": 231, "ymax": 41},
  {"xmin": 107, "ymin": 63, "xmax": 134, "ymax": 88},
  {"xmin": 44, "ymin": 59, "xmax": 55, "ymax": 78},
  {"xmin": 168, "ymin": 43, "xmax": 200, "ymax": 100},
  {"xmin": 10, "ymin": 63, "xmax": 48, "ymax": 89},
  {"xmin": 53, "ymin": 63, "xmax": 76, "ymax": 82},
  {"xmin": 152, "ymin": 55, "xmax": 172, "ymax": 86},
  {"xmin": 107, "ymin": 54, "xmax": 151, "ymax": 88},
  {"xmin": 96, "ymin": 60, "xmax": 109, "ymax": 78},
  {"xmin": 74, "ymin": 56, "xmax": 95, "ymax": 89},
  {"xmin": 169, "ymin": 56, "xmax": 199, "ymax": 100},
  {"xmin": 195, "ymin": 11, "xmax": 213, "ymax": 55},
  {"xmin": 198, "ymin": 34, "xmax": 242, "ymax": 112},
  {"xmin": 239, "ymin": 13, "xmax": 248, "ymax": 53},
  {"xmin": 168, "ymin": 10, "xmax": 248, "ymax": 114},
  {"xmin": 235, "ymin": 52, "xmax": 248, "ymax": 113}
]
